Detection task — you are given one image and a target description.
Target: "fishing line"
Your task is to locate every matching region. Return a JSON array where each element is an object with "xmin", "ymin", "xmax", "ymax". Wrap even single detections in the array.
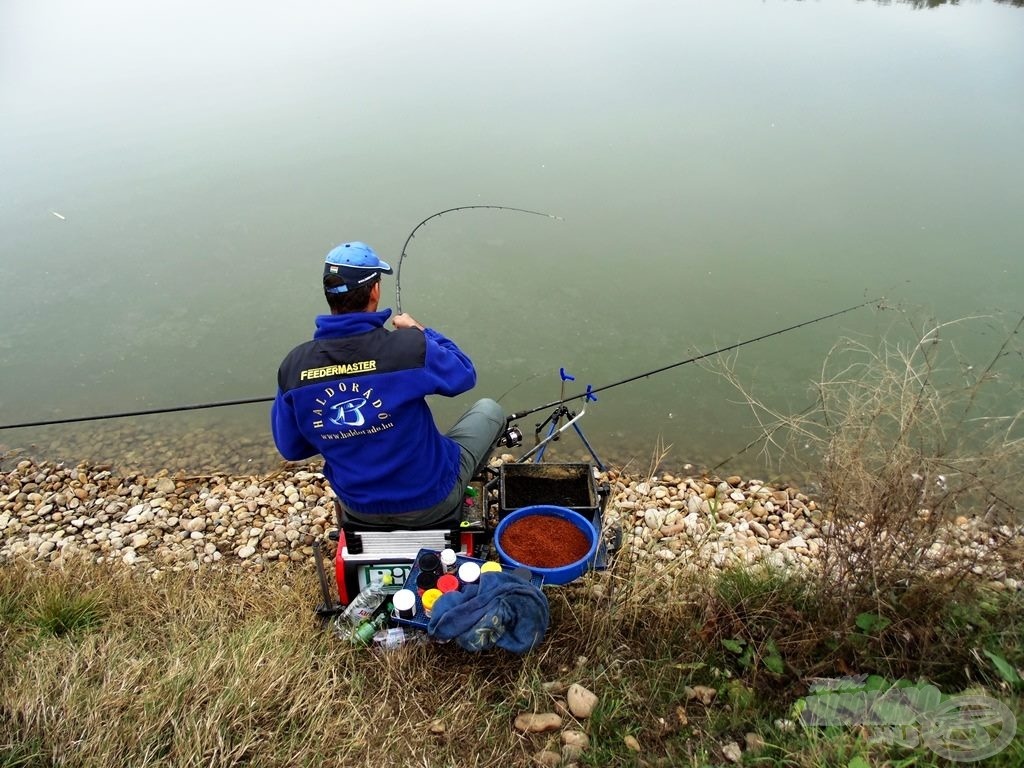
[
  {"xmin": 495, "ymin": 372, "xmax": 545, "ymax": 404},
  {"xmin": 505, "ymin": 297, "xmax": 882, "ymax": 422},
  {"xmin": 394, "ymin": 205, "xmax": 562, "ymax": 314}
]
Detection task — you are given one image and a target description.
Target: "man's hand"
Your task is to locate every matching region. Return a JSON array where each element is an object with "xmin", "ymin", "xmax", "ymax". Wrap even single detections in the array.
[{"xmin": 392, "ymin": 313, "xmax": 425, "ymax": 331}]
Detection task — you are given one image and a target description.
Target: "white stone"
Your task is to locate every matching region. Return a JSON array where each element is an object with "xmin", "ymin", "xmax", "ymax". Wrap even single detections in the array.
[
  {"xmin": 722, "ymin": 742, "xmax": 742, "ymax": 763},
  {"xmin": 686, "ymin": 494, "xmax": 702, "ymax": 516},
  {"xmin": 644, "ymin": 508, "xmax": 666, "ymax": 530},
  {"xmin": 567, "ymin": 684, "xmax": 599, "ymax": 718}
]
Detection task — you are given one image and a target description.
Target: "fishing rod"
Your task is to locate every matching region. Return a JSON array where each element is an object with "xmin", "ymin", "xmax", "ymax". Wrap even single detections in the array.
[
  {"xmin": 0, "ymin": 298, "xmax": 879, "ymax": 432},
  {"xmin": 0, "ymin": 369, "xmax": 551, "ymax": 432},
  {"xmin": 504, "ymin": 297, "xmax": 882, "ymax": 423},
  {"xmin": 394, "ymin": 205, "xmax": 562, "ymax": 314},
  {"xmin": 0, "ymin": 396, "xmax": 274, "ymax": 431}
]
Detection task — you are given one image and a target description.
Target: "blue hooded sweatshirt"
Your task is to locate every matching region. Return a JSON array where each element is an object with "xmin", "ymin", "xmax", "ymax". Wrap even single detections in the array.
[{"xmin": 271, "ymin": 309, "xmax": 476, "ymax": 514}]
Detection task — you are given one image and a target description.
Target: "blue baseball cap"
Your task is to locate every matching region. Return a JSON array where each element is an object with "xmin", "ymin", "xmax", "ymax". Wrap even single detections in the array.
[{"xmin": 323, "ymin": 242, "xmax": 393, "ymax": 294}]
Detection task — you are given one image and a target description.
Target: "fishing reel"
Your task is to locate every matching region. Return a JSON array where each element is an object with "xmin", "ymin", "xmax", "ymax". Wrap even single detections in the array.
[{"xmin": 497, "ymin": 423, "xmax": 524, "ymax": 449}]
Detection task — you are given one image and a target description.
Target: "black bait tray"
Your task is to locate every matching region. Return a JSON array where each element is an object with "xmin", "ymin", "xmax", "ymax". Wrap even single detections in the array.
[{"xmin": 393, "ymin": 548, "xmax": 544, "ymax": 632}]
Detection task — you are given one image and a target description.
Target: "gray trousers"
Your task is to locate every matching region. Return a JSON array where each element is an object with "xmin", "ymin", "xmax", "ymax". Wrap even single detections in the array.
[{"xmin": 342, "ymin": 397, "xmax": 506, "ymax": 527}]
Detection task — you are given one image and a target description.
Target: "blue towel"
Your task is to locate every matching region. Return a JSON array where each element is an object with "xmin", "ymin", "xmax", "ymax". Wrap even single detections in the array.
[{"xmin": 426, "ymin": 571, "xmax": 549, "ymax": 654}]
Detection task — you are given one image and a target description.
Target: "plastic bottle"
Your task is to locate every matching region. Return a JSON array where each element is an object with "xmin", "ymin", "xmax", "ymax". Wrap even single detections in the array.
[
  {"xmin": 351, "ymin": 610, "xmax": 390, "ymax": 646},
  {"xmin": 341, "ymin": 571, "xmax": 392, "ymax": 626},
  {"xmin": 392, "ymin": 588, "xmax": 417, "ymax": 620},
  {"xmin": 440, "ymin": 548, "xmax": 458, "ymax": 574},
  {"xmin": 373, "ymin": 626, "xmax": 420, "ymax": 649},
  {"xmin": 421, "ymin": 588, "xmax": 443, "ymax": 617}
]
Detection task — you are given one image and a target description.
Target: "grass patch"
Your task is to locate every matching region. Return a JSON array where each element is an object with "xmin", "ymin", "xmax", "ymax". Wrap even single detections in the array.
[
  {"xmin": 0, "ymin": 587, "xmax": 26, "ymax": 628},
  {"xmin": 30, "ymin": 590, "xmax": 105, "ymax": 638},
  {"xmin": 0, "ymin": 740, "xmax": 53, "ymax": 768}
]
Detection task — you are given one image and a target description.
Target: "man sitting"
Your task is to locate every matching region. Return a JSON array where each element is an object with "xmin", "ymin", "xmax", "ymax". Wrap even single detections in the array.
[{"xmin": 271, "ymin": 241, "xmax": 505, "ymax": 528}]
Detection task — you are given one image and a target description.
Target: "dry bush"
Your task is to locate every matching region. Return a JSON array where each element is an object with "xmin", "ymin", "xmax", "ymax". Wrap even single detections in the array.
[{"xmin": 722, "ymin": 310, "xmax": 1024, "ymax": 622}]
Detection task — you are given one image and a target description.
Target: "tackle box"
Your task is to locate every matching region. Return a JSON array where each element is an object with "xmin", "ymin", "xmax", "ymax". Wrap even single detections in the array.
[{"xmin": 392, "ymin": 548, "xmax": 544, "ymax": 632}]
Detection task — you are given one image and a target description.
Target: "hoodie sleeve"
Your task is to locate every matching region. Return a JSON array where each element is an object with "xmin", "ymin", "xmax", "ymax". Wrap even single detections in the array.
[
  {"xmin": 422, "ymin": 328, "xmax": 477, "ymax": 397},
  {"xmin": 271, "ymin": 391, "xmax": 319, "ymax": 461}
]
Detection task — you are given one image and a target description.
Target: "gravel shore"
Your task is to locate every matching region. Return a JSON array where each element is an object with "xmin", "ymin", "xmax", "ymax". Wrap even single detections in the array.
[{"xmin": 1, "ymin": 455, "xmax": 1020, "ymax": 593}]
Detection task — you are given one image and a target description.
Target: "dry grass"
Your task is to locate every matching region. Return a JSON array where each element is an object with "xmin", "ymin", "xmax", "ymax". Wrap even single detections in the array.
[
  {"xmin": 1, "ymin": 562, "xmax": 548, "ymax": 768},
  {"xmin": 0, "ymin": 557, "xmax": 697, "ymax": 768},
  {"xmin": 3, "ymin": 547, "xmax": 1023, "ymax": 767}
]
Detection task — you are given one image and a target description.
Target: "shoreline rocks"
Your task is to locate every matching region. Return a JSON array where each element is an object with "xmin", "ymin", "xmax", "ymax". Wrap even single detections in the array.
[
  {"xmin": 1, "ymin": 458, "xmax": 331, "ymax": 575},
  {"xmin": 602, "ymin": 468, "xmax": 825, "ymax": 572},
  {"xmin": 1, "ymin": 456, "xmax": 1020, "ymax": 591}
]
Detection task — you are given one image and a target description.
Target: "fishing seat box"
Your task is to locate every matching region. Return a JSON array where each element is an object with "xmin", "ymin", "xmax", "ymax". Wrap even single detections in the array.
[
  {"xmin": 334, "ymin": 529, "xmax": 471, "ymax": 607},
  {"xmin": 493, "ymin": 462, "xmax": 611, "ymax": 569},
  {"xmin": 332, "ymin": 480, "xmax": 487, "ymax": 606}
]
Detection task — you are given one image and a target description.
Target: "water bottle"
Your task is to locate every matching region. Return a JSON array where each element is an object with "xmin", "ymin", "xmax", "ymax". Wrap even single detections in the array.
[{"xmin": 341, "ymin": 571, "xmax": 392, "ymax": 626}]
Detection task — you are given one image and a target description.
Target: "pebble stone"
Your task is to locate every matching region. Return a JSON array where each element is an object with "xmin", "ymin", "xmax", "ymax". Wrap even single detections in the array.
[
  {"xmin": 0, "ymin": 457, "xmax": 1020, "ymax": 589},
  {"xmin": 601, "ymin": 467, "xmax": 1021, "ymax": 585},
  {"xmin": 0, "ymin": 458, "xmax": 330, "ymax": 575}
]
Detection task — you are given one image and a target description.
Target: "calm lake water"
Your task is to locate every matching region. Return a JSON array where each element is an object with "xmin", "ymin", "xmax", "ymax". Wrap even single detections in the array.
[{"xmin": 2, "ymin": 0, "xmax": 1022, "ymax": 475}]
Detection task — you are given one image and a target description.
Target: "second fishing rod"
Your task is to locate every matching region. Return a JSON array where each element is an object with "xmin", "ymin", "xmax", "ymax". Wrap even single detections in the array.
[{"xmin": 503, "ymin": 297, "xmax": 882, "ymax": 427}]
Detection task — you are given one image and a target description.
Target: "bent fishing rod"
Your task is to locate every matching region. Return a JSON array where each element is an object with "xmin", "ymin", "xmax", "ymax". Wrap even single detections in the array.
[
  {"xmin": 0, "ymin": 205, "xmax": 562, "ymax": 432},
  {"xmin": 394, "ymin": 204, "xmax": 562, "ymax": 314},
  {"xmin": 504, "ymin": 297, "xmax": 882, "ymax": 423}
]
